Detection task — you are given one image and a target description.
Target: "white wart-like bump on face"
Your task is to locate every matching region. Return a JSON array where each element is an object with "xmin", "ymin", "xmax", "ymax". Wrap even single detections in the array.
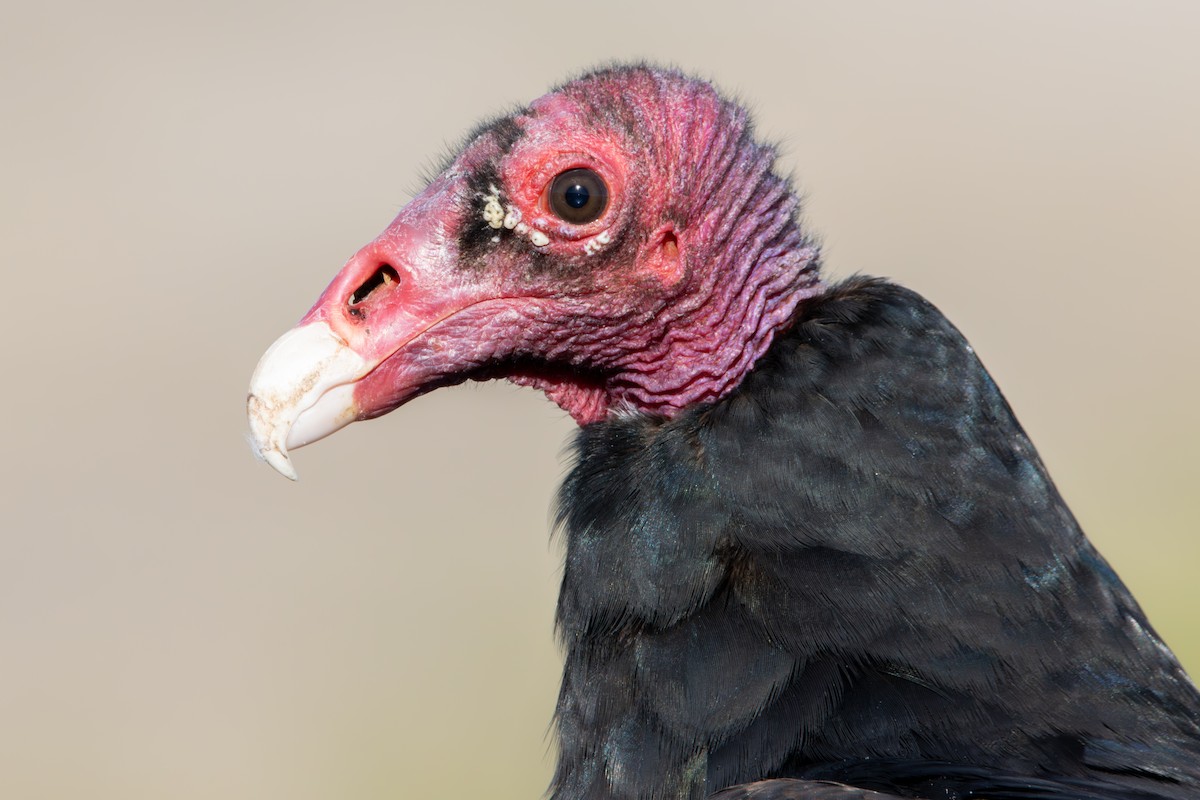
[
  {"xmin": 479, "ymin": 185, "xmax": 549, "ymax": 247},
  {"xmin": 482, "ymin": 185, "xmax": 505, "ymax": 229},
  {"xmin": 583, "ymin": 229, "xmax": 612, "ymax": 256}
]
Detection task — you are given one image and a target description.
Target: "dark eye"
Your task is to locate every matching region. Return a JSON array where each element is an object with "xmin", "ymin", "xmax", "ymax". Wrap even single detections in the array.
[{"xmin": 548, "ymin": 168, "xmax": 608, "ymax": 224}]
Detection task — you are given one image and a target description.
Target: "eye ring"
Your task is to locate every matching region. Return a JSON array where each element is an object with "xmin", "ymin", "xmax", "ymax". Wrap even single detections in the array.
[{"xmin": 548, "ymin": 168, "xmax": 608, "ymax": 224}]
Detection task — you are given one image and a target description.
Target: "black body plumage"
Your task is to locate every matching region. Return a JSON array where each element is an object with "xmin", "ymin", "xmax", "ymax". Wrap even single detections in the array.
[{"xmin": 552, "ymin": 278, "xmax": 1200, "ymax": 800}]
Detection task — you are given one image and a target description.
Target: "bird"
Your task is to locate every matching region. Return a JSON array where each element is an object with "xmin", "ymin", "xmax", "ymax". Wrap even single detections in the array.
[{"xmin": 246, "ymin": 65, "xmax": 1200, "ymax": 800}]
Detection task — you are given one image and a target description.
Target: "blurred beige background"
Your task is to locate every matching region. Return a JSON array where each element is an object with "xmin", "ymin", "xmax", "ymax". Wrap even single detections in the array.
[{"xmin": 1, "ymin": 1, "xmax": 1197, "ymax": 798}]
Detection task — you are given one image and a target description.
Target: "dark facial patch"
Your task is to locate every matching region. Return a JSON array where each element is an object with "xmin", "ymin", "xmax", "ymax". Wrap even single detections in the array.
[
  {"xmin": 457, "ymin": 161, "xmax": 510, "ymax": 265},
  {"xmin": 452, "ymin": 115, "xmax": 538, "ymax": 268},
  {"xmin": 455, "ymin": 162, "xmax": 557, "ymax": 278}
]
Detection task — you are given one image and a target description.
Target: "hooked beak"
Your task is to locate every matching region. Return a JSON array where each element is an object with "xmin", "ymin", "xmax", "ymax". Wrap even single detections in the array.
[
  {"xmin": 247, "ymin": 321, "xmax": 368, "ymax": 480},
  {"xmin": 246, "ymin": 170, "xmax": 523, "ymax": 480}
]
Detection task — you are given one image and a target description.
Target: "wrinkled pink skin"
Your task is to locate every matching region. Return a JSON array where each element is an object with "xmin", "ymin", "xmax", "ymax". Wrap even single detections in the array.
[{"xmin": 300, "ymin": 67, "xmax": 824, "ymax": 425}]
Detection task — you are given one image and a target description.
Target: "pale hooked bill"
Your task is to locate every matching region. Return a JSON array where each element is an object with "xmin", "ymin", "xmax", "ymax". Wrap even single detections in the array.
[{"xmin": 246, "ymin": 321, "xmax": 367, "ymax": 480}]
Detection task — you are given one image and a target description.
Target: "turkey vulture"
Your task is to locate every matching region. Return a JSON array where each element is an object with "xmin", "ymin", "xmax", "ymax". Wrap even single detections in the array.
[{"xmin": 246, "ymin": 66, "xmax": 1200, "ymax": 799}]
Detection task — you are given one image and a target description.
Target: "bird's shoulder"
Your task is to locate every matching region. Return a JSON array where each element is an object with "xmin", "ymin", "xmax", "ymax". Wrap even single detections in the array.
[
  {"xmin": 713, "ymin": 274, "xmax": 999, "ymax": 440},
  {"xmin": 696, "ymin": 274, "xmax": 1050, "ymax": 548}
]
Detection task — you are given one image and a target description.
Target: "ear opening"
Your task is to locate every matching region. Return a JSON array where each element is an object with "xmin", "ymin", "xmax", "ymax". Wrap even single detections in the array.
[
  {"xmin": 661, "ymin": 230, "xmax": 679, "ymax": 260},
  {"xmin": 643, "ymin": 226, "xmax": 685, "ymax": 288}
]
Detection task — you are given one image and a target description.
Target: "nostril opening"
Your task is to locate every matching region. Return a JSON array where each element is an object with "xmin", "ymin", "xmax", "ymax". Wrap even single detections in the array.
[{"xmin": 349, "ymin": 264, "xmax": 400, "ymax": 306}]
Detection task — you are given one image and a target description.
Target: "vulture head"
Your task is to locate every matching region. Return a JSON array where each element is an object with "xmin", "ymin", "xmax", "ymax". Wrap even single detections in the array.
[{"xmin": 248, "ymin": 66, "xmax": 823, "ymax": 478}]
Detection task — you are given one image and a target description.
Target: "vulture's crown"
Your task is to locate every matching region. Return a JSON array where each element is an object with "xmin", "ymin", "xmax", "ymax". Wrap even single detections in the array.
[{"xmin": 248, "ymin": 65, "xmax": 1200, "ymax": 800}]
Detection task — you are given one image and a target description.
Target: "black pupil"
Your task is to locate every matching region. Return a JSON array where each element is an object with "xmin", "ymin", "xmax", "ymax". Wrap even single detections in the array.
[
  {"xmin": 564, "ymin": 183, "xmax": 590, "ymax": 209},
  {"xmin": 549, "ymin": 168, "xmax": 607, "ymax": 224}
]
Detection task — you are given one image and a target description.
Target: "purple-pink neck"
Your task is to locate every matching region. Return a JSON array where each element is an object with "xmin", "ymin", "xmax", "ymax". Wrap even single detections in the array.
[{"xmin": 608, "ymin": 172, "xmax": 823, "ymax": 420}]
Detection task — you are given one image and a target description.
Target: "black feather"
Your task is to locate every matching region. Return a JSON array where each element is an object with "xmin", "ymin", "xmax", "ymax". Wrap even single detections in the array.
[{"xmin": 551, "ymin": 277, "xmax": 1200, "ymax": 800}]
